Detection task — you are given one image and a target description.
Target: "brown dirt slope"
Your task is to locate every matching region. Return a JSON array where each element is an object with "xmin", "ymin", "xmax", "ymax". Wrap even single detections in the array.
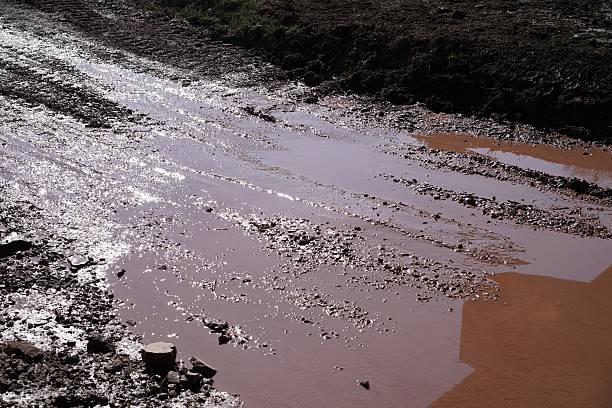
[{"xmin": 155, "ymin": 0, "xmax": 612, "ymax": 141}]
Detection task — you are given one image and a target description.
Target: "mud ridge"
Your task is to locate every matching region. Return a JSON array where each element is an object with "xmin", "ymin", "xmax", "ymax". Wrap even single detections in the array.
[
  {"xmin": 149, "ymin": 0, "xmax": 612, "ymax": 140},
  {"xmin": 384, "ymin": 174, "xmax": 611, "ymax": 238}
]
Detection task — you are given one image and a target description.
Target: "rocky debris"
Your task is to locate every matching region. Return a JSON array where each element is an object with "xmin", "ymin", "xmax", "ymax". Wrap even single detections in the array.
[
  {"xmin": 142, "ymin": 342, "xmax": 177, "ymax": 373},
  {"xmin": 189, "ymin": 356, "xmax": 217, "ymax": 378},
  {"xmin": 87, "ymin": 335, "xmax": 116, "ymax": 354},
  {"xmin": 0, "ymin": 233, "xmax": 32, "ymax": 258},
  {"xmin": 242, "ymin": 106, "xmax": 277, "ymax": 123},
  {"xmin": 385, "ymin": 142, "xmax": 612, "ymax": 204},
  {"xmin": 0, "ymin": 194, "xmax": 238, "ymax": 407},
  {"xmin": 358, "ymin": 380, "xmax": 370, "ymax": 390},
  {"xmin": 226, "ymin": 213, "xmax": 358, "ymax": 266},
  {"xmin": 203, "ymin": 318, "xmax": 250, "ymax": 346},
  {"xmin": 386, "ymin": 175, "xmax": 611, "ymax": 238},
  {"xmin": 3, "ymin": 341, "xmax": 44, "ymax": 363}
]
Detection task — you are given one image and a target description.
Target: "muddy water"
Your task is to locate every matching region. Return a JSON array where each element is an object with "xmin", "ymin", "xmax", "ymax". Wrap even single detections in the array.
[
  {"xmin": 414, "ymin": 132, "xmax": 612, "ymax": 188},
  {"xmin": 1, "ymin": 4, "xmax": 612, "ymax": 408},
  {"xmin": 432, "ymin": 266, "xmax": 612, "ymax": 408}
]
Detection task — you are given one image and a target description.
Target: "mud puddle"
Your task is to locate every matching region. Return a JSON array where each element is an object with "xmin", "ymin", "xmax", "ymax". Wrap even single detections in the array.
[
  {"xmin": 1, "ymin": 2, "xmax": 612, "ymax": 407},
  {"xmin": 432, "ymin": 266, "xmax": 612, "ymax": 408},
  {"xmin": 414, "ymin": 132, "xmax": 612, "ymax": 188}
]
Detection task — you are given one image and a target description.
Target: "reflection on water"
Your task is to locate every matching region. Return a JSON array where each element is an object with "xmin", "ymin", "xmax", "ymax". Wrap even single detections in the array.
[{"xmin": 432, "ymin": 266, "xmax": 612, "ymax": 408}]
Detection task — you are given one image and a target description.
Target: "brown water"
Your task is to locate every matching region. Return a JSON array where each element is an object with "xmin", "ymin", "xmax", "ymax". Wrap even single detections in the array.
[
  {"xmin": 414, "ymin": 132, "xmax": 612, "ymax": 188},
  {"xmin": 432, "ymin": 266, "xmax": 612, "ymax": 408},
  {"xmin": 1, "ymin": 10, "xmax": 611, "ymax": 408}
]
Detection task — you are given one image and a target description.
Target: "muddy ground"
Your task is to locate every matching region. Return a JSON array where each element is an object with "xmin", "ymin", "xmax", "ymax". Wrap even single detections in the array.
[
  {"xmin": 0, "ymin": 0, "xmax": 611, "ymax": 407},
  {"xmin": 148, "ymin": 0, "xmax": 612, "ymax": 140}
]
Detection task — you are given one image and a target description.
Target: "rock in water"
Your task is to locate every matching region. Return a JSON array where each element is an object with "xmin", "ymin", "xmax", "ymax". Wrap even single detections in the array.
[
  {"xmin": 189, "ymin": 356, "xmax": 217, "ymax": 378},
  {"xmin": 0, "ymin": 234, "xmax": 32, "ymax": 258},
  {"xmin": 185, "ymin": 371, "xmax": 203, "ymax": 391},
  {"xmin": 142, "ymin": 342, "xmax": 177, "ymax": 373}
]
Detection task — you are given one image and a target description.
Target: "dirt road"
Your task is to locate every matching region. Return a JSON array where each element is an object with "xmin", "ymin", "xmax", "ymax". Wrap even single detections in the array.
[{"xmin": 0, "ymin": 1, "xmax": 611, "ymax": 407}]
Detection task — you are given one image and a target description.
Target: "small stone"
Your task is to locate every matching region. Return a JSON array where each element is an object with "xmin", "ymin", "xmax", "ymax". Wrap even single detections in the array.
[
  {"xmin": 185, "ymin": 371, "xmax": 203, "ymax": 391},
  {"xmin": 117, "ymin": 269, "xmax": 126, "ymax": 278},
  {"xmin": 68, "ymin": 255, "xmax": 89, "ymax": 268},
  {"xmin": 358, "ymin": 380, "xmax": 370, "ymax": 390},
  {"xmin": 4, "ymin": 341, "xmax": 43, "ymax": 362},
  {"xmin": 164, "ymin": 371, "xmax": 180, "ymax": 384},
  {"xmin": 218, "ymin": 334, "xmax": 231, "ymax": 345},
  {"xmin": 86, "ymin": 335, "xmax": 115, "ymax": 354},
  {"xmin": 189, "ymin": 356, "xmax": 217, "ymax": 378},
  {"xmin": 0, "ymin": 234, "xmax": 32, "ymax": 258},
  {"xmin": 126, "ymin": 319, "xmax": 137, "ymax": 327},
  {"xmin": 142, "ymin": 342, "xmax": 177, "ymax": 373}
]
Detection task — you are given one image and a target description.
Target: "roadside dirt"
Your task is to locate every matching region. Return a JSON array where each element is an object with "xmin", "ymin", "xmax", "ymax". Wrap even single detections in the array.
[
  {"xmin": 151, "ymin": 0, "xmax": 612, "ymax": 140},
  {"xmin": 1, "ymin": 1, "xmax": 611, "ymax": 407}
]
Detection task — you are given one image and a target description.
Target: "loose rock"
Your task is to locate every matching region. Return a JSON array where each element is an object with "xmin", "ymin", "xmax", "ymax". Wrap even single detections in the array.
[
  {"xmin": 0, "ymin": 233, "xmax": 32, "ymax": 258},
  {"xmin": 189, "ymin": 356, "xmax": 217, "ymax": 378},
  {"xmin": 142, "ymin": 342, "xmax": 177, "ymax": 373}
]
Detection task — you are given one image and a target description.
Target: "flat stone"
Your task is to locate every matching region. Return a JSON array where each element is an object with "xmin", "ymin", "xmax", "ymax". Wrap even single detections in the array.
[
  {"xmin": 142, "ymin": 342, "xmax": 177, "ymax": 373},
  {"xmin": 68, "ymin": 255, "xmax": 89, "ymax": 268},
  {"xmin": 189, "ymin": 356, "xmax": 217, "ymax": 378},
  {"xmin": 0, "ymin": 234, "xmax": 32, "ymax": 258},
  {"xmin": 4, "ymin": 341, "xmax": 43, "ymax": 363}
]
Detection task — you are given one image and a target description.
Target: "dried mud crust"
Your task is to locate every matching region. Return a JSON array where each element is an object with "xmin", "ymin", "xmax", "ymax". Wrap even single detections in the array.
[
  {"xmin": 0, "ymin": 195, "xmax": 241, "ymax": 407},
  {"xmin": 151, "ymin": 0, "xmax": 612, "ymax": 140}
]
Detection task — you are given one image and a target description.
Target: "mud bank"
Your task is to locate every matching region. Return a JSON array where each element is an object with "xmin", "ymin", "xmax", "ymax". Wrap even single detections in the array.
[
  {"xmin": 0, "ymin": 194, "xmax": 241, "ymax": 407},
  {"xmin": 148, "ymin": 0, "xmax": 612, "ymax": 140}
]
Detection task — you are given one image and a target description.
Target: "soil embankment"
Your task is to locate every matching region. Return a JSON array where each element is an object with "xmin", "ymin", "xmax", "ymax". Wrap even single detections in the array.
[{"xmin": 148, "ymin": 0, "xmax": 612, "ymax": 140}]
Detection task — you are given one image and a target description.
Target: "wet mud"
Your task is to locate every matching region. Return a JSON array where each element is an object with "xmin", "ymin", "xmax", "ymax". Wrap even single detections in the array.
[
  {"xmin": 415, "ymin": 132, "xmax": 612, "ymax": 187},
  {"xmin": 152, "ymin": 0, "xmax": 612, "ymax": 138},
  {"xmin": 1, "ymin": 1, "xmax": 611, "ymax": 407}
]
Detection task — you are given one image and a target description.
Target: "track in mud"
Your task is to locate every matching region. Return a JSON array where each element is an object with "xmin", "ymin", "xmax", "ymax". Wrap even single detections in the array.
[{"xmin": 0, "ymin": 1, "xmax": 611, "ymax": 407}]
